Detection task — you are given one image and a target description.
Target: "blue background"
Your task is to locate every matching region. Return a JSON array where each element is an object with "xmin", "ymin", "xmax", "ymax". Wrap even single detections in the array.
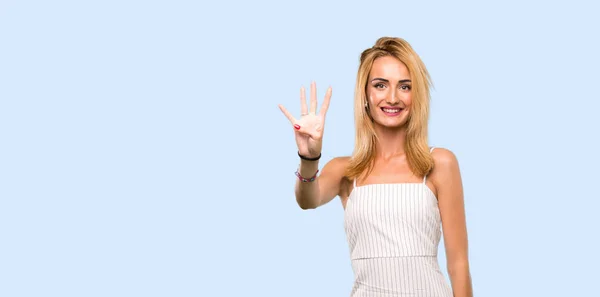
[{"xmin": 1, "ymin": 0, "xmax": 598, "ymax": 296}]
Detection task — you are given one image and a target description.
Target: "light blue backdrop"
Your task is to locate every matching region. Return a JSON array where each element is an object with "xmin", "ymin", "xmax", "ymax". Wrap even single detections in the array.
[{"xmin": 1, "ymin": 0, "xmax": 598, "ymax": 296}]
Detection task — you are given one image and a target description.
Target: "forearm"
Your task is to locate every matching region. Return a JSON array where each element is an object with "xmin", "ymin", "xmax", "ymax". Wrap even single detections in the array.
[
  {"xmin": 295, "ymin": 159, "xmax": 320, "ymax": 209},
  {"xmin": 447, "ymin": 262, "xmax": 473, "ymax": 297}
]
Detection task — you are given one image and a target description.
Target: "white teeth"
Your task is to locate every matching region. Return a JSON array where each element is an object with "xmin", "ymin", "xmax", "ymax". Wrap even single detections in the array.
[{"xmin": 382, "ymin": 108, "xmax": 401, "ymax": 113}]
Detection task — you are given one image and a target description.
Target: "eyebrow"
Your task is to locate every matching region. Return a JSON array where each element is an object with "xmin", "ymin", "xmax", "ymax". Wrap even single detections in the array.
[{"xmin": 371, "ymin": 78, "xmax": 411, "ymax": 83}]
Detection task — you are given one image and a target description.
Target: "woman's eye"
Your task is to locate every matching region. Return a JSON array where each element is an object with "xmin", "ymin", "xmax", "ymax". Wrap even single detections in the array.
[
  {"xmin": 374, "ymin": 83, "xmax": 385, "ymax": 89},
  {"xmin": 400, "ymin": 85, "xmax": 411, "ymax": 91}
]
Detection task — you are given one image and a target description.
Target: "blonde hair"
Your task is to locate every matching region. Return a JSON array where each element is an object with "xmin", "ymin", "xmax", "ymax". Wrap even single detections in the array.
[{"xmin": 345, "ymin": 37, "xmax": 434, "ymax": 181}]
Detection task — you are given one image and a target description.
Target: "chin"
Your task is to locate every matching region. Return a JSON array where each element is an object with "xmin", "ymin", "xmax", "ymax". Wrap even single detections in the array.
[{"xmin": 373, "ymin": 119, "xmax": 409, "ymax": 130}]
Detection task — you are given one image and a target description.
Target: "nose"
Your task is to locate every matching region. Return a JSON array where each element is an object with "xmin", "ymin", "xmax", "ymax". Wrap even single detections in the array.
[{"xmin": 386, "ymin": 88, "xmax": 400, "ymax": 104}]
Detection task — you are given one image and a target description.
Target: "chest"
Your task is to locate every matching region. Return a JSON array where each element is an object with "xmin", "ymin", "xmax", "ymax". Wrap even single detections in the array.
[
  {"xmin": 358, "ymin": 159, "xmax": 424, "ymax": 185},
  {"xmin": 344, "ymin": 183, "xmax": 440, "ymax": 225}
]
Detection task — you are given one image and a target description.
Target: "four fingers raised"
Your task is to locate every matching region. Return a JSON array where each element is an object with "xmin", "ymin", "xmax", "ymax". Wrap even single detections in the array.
[{"xmin": 279, "ymin": 82, "xmax": 332, "ymax": 129}]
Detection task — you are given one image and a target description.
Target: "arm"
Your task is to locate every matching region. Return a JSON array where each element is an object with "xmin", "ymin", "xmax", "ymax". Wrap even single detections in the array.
[
  {"xmin": 295, "ymin": 156, "xmax": 347, "ymax": 210},
  {"xmin": 278, "ymin": 82, "xmax": 336, "ymax": 209},
  {"xmin": 432, "ymin": 148, "xmax": 473, "ymax": 297}
]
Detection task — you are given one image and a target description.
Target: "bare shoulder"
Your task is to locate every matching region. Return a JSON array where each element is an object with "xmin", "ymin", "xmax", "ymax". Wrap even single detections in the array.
[
  {"xmin": 321, "ymin": 156, "xmax": 351, "ymax": 175},
  {"xmin": 430, "ymin": 147, "xmax": 461, "ymax": 184},
  {"xmin": 430, "ymin": 147, "xmax": 463, "ymax": 194},
  {"xmin": 320, "ymin": 156, "xmax": 352, "ymax": 189},
  {"xmin": 431, "ymin": 147, "xmax": 459, "ymax": 168}
]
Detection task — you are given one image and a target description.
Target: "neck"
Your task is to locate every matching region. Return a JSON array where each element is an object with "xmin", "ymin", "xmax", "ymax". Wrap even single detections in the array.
[{"xmin": 373, "ymin": 125, "xmax": 408, "ymax": 160}]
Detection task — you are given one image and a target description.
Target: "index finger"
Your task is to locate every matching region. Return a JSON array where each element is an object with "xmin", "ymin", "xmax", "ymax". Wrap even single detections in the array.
[{"xmin": 278, "ymin": 104, "xmax": 297, "ymax": 124}]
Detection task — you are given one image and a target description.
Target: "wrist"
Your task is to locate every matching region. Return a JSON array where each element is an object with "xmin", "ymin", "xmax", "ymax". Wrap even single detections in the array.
[{"xmin": 298, "ymin": 151, "xmax": 321, "ymax": 161}]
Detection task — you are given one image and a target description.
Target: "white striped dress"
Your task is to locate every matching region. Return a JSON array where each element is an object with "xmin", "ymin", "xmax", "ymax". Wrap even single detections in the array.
[{"xmin": 344, "ymin": 147, "xmax": 453, "ymax": 296}]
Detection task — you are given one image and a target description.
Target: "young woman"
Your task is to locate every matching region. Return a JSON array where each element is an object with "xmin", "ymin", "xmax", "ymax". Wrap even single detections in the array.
[{"xmin": 279, "ymin": 37, "xmax": 473, "ymax": 297}]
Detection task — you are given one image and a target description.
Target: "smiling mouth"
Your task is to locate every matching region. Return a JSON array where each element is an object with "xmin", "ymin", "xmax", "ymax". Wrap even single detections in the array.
[{"xmin": 381, "ymin": 107, "xmax": 404, "ymax": 115}]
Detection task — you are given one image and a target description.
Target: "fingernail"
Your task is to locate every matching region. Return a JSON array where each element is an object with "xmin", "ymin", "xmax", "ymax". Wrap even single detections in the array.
[{"xmin": 294, "ymin": 124, "xmax": 301, "ymax": 130}]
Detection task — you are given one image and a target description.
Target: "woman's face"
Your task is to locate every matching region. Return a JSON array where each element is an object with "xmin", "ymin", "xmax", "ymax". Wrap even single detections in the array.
[{"xmin": 366, "ymin": 56, "xmax": 413, "ymax": 129}]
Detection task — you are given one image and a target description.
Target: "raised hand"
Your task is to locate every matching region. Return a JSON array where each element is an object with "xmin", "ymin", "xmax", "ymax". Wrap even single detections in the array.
[{"xmin": 279, "ymin": 82, "xmax": 332, "ymax": 159}]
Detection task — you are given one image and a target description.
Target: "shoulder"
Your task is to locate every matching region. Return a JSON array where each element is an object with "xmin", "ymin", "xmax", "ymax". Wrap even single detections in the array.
[
  {"xmin": 431, "ymin": 147, "xmax": 459, "ymax": 167},
  {"xmin": 323, "ymin": 156, "xmax": 352, "ymax": 197},
  {"xmin": 320, "ymin": 156, "xmax": 352, "ymax": 186},
  {"xmin": 318, "ymin": 156, "xmax": 353, "ymax": 199},
  {"xmin": 328, "ymin": 155, "xmax": 352, "ymax": 164},
  {"xmin": 430, "ymin": 147, "xmax": 461, "ymax": 184},
  {"xmin": 322, "ymin": 156, "xmax": 351, "ymax": 174}
]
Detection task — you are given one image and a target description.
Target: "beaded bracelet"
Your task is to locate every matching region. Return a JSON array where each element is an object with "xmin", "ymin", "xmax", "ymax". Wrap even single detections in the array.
[{"xmin": 295, "ymin": 169, "xmax": 319, "ymax": 182}]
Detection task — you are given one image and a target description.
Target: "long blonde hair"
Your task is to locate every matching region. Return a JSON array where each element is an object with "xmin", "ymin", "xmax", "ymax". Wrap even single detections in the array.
[{"xmin": 345, "ymin": 37, "xmax": 434, "ymax": 181}]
